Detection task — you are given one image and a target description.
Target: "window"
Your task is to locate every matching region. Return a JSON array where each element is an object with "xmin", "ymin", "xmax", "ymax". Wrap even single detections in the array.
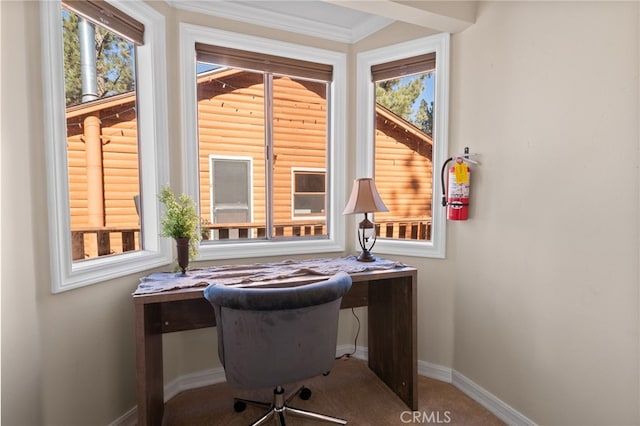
[
  {"xmin": 356, "ymin": 34, "xmax": 450, "ymax": 258},
  {"xmin": 180, "ymin": 24, "xmax": 346, "ymax": 260},
  {"xmin": 42, "ymin": 0, "xmax": 170, "ymax": 292},
  {"xmin": 292, "ymin": 169, "xmax": 326, "ymax": 219},
  {"xmin": 208, "ymin": 156, "xmax": 253, "ymax": 240},
  {"xmin": 61, "ymin": 2, "xmax": 141, "ymax": 260}
]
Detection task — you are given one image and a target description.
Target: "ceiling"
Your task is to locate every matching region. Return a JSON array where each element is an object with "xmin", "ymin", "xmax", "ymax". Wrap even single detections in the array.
[{"xmin": 167, "ymin": 1, "xmax": 475, "ymax": 44}]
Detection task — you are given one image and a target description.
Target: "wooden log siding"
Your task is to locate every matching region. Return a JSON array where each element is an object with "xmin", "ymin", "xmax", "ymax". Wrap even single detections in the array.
[
  {"xmin": 374, "ymin": 107, "xmax": 434, "ymax": 230},
  {"xmin": 66, "ymin": 95, "xmax": 142, "ymax": 258},
  {"xmin": 197, "ymin": 70, "xmax": 266, "ymax": 224},
  {"xmin": 197, "ymin": 71, "xmax": 328, "ymax": 235}
]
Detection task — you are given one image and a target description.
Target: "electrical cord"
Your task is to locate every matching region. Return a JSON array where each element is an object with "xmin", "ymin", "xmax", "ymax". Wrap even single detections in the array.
[{"xmin": 336, "ymin": 308, "xmax": 360, "ymax": 360}]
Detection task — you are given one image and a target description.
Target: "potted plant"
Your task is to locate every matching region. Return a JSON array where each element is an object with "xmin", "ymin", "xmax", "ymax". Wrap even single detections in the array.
[{"xmin": 158, "ymin": 186, "xmax": 201, "ymax": 274}]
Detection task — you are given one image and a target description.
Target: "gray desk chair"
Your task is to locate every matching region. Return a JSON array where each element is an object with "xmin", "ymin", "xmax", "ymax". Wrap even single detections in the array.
[{"xmin": 204, "ymin": 272, "xmax": 352, "ymax": 426}]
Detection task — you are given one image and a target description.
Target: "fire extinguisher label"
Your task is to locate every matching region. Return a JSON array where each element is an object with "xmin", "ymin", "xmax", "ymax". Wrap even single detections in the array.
[
  {"xmin": 449, "ymin": 173, "xmax": 470, "ymax": 198},
  {"xmin": 454, "ymin": 163, "xmax": 469, "ymax": 184}
]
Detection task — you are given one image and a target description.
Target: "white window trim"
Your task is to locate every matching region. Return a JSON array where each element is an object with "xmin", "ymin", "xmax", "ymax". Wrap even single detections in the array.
[
  {"xmin": 41, "ymin": 0, "xmax": 172, "ymax": 293},
  {"xmin": 180, "ymin": 23, "xmax": 346, "ymax": 260},
  {"xmin": 356, "ymin": 33, "xmax": 450, "ymax": 259},
  {"xmin": 291, "ymin": 167, "xmax": 326, "ymax": 221}
]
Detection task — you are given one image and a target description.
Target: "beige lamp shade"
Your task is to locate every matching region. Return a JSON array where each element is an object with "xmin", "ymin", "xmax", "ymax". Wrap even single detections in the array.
[{"xmin": 343, "ymin": 178, "xmax": 389, "ymax": 215}]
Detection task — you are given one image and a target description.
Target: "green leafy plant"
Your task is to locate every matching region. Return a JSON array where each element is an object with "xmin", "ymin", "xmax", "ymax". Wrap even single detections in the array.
[
  {"xmin": 158, "ymin": 186, "xmax": 201, "ymax": 260},
  {"xmin": 200, "ymin": 217, "xmax": 212, "ymax": 241}
]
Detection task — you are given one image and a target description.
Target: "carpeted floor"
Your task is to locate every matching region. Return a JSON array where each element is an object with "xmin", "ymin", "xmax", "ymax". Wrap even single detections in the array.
[{"xmin": 162, "ymin": 357, "xmax": 504, "ymax": 425}]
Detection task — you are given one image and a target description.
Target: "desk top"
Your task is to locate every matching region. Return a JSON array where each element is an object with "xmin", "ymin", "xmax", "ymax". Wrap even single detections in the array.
[{"xmin": 133, "ymin": 256, "xmax": 415, "ymax": 304}]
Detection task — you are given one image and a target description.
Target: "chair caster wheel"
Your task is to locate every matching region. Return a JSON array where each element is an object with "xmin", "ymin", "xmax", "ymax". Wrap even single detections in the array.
[
  {"xmin": 234, "ymin": 400, "xmax": 246, "ymax": 412},
  {"xmin": 299, "ymin": 387, "xmax": 312, "ymax": 400}
]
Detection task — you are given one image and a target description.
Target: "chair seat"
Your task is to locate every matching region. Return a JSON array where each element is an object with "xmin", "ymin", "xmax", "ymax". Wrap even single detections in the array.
[{"xmin": 204, "ymin": 272, "xmax": 352, "ymax": 425}]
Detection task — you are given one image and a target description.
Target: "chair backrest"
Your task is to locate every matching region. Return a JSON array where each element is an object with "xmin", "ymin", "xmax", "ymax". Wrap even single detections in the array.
[{"xmin": 204, "ymin": 272, "xmax": 352, "ymax": 389}]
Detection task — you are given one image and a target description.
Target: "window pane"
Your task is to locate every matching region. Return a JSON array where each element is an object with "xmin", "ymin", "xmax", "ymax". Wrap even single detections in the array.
[
  {"xmin": 374, "ymin": 68, "xmax": 435, "ymax": 241},
  {"xmin": 213, "ymin": 160, "xmax": 250, "ymax": 206},
  {"xmin": 272, "ymin": 77, "xmax": 328, "ymax": 235},
  {"xmin": 295, "ymin": 172, "xmax": 325, "ymax": 193},
  {"xmin": 195, "ymin": 44, "xmax": 331, "ymax": 243},
  {"xmin": 293, "ymin": 170, "xmax": 326, "ymax": 218},
  {"xmin": 62, "ymin": 6, "xmax": 141, "ymax": 261},
  {"xmin": 209, "ymin": 158, "xmax": 252, "ymax": 239},
  {"xmin": 196, "ymin": 66, "xmax": 266, "ymax": 241}
]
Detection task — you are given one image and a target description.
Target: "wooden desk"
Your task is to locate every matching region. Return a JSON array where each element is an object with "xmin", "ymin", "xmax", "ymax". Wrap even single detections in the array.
[{"xmin": 133, "ymin": 265, "xmax": 417, "ymax": 425}]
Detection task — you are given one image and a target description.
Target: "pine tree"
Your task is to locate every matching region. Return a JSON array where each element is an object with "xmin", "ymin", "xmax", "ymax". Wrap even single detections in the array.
[
  {"xmin": 375, "ymin": 73, "xmax": 433, "ymax": 137},
  {"xmin": 376, "ymin": 76, "xmax": 425, "ymax": 121},
  {"xmin": 62, "ymin": 10, "xmax": 135, "ymax": 107},
  {"xmin": 415, "ymin": 98, "xmax": 434, "ymax": 137}
]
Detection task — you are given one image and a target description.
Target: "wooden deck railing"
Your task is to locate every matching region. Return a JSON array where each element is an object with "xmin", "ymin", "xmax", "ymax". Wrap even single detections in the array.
[
  {"xmin": 202, "ymin": 218, "xmax": 431, "ymax": 241},
  {"xmin": 201, "ymin": 221, "xmax": 327, "ymax": 240},
  {"xmin": 376, "ymin": 218, "xmax": 432, "ymax": 240},
  {"xmin": 71, "ymin": 226, "xmax": 139, "ymax": 260},
  {"xmin": 71, "ymin": 218, "xmax": 431, "ymax": 260}
]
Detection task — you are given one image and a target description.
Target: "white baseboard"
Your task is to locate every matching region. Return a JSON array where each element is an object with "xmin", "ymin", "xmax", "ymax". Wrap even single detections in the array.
[
  {"xmin": 417, "ymin": 361, "xmax": 535, "ymax": 425},
  {"xmin": 112, "ymin": 347, "xmax": 535, "ymax": 426},
  {"xmin": 107, "ymin": 407, "xmax": 137, "ymax": 426},
  {"xmin": 452, "ymin": 370, "xmax": 536, "ymax": 426},
  {"xmin": 418, "ymin": 359, "xmax": 453, "ymax": 382},
  {"xmin": 336, "ymin": 343, "xmax": 368, "ymax": 360},
  {"xmin": 164, "ymin": 367, "xmax": 227, "ymax": 402}
]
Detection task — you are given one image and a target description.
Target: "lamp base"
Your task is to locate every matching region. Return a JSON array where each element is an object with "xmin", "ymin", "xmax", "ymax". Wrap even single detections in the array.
[{"xmin": 356, "ymin": 250, "xmax": 376, "ymax": 262}]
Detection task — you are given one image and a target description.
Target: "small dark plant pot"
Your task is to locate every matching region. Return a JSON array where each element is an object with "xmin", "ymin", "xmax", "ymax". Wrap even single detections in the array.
[{"xmin": 175, "ymin": 237, "xmax": 190, "ymax": 275}]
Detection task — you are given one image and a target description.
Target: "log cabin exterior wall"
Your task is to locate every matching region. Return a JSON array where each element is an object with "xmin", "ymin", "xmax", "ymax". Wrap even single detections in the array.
[
  {"xmin": 196, "ymin": 69, "xmax": 328, "ymax": 233},
  {"xmin": 64, "ymin": 70, "xmax": 433, "ymax": 255},
  {"xmin": 66, "ymin": 93, "xmax": 141, "ymax": 258},
  {"xmin": 374, "ymin": 105, "xmax": 433, "ymax": 227}
]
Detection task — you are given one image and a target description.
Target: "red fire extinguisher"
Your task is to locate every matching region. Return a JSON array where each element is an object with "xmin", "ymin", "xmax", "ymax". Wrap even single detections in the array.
[{"xmin": 441, "ymin": 147, "xmax": 475, "ymax": 221}]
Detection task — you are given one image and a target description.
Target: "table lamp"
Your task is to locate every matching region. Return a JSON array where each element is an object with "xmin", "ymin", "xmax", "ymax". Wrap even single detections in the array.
[{"xmin": 343, "ymin": 178, "xmax": 389, "ymax": 262}]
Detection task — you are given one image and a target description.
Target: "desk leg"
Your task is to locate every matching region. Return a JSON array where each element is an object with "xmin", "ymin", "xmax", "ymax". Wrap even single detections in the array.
[
  {"xmin": 135, "ymin": 303, "xmax": 164, "ymax": 425},
  {"xmin": 367, "ymin": 274, "xmax": 418, "ymax": 410}
]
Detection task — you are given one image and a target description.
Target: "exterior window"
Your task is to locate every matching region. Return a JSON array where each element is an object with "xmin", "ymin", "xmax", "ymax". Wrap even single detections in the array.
[
  {"xmin": 292, "ymin": 169, "xmax": 326, "ymax": 219},
  {"xmin": 373, "ymin": 55, "xmax": 435, "ymax": 242},
  {"xmin": 195, "ymin": 44, "xmax": 330, "ymax": 241},
  {"xmin": 208, "ymin": 156, "xmax": 253, "ymax": 240},
  {"xmin": 356, "ymin": 34, "xmax": 449, "ymax": 258},
  {"xmin": 180, "ymin": 25, "xmax": 346, "ymax": 260},
  {"xmin": 42, "ymin": 0, "xmax": 170, "ymax": 292},
  {"xmin": 62, "ymin": 3, "xmax": 141, "ymax": 260}
]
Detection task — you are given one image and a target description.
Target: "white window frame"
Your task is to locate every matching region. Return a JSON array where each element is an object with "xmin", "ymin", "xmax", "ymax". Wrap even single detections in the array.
[
  {"xmin": 180, "ymin": 24, "xmax": 346, "ymax": 261},
  {"xmin": 356, "ymin": 33, "xmax": 450, "ymax": 258},
  {"xmin": 291, "ymin": 168, "xmax": 326, "ymax": 221},
  {"xmin": 41, "ymin": 0, "xmax": 171, "ymax": 293}
]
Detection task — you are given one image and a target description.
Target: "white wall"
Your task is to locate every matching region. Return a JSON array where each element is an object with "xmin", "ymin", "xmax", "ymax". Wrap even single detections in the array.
[
  {"xmin": 1, "ymin": 1, "xmax": 638, "ymax": 425},
  {"xmin": 450, "ymin": 2, "xmax": 639, "ymax": 424},
  {"xmin": 2, "ymin": 1, "xmax": 46, "ymax": 424}
]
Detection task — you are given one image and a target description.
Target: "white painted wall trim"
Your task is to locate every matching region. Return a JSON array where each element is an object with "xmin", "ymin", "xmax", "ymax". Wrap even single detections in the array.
[
  {"xmin": 452, "ymin": 370, "xmax": 537, "ymax": 426},
  {"xmin": 418, "ymin": 359, "xmax": 453, "ymax": 383},
  {"xmin": 107, "ymin": 408, "xmax": 136, "ymax": 426},
  {"xmin": 112, "ymin": 349, "xmax": 535, "ymax": 426},
  {"xmin": 167, "ymin": 0, "xmax": 391, "ymax": 43}
]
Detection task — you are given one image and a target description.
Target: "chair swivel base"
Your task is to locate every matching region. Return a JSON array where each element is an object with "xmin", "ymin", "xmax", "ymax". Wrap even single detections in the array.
[{"xmin": 234, "ymin": 385, "xmax": 347, "ymax": 426}]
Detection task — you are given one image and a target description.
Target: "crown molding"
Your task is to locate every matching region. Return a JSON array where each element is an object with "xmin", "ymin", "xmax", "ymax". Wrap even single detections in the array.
[{"xmin": 166, "ymin": 0, "xmax": 392, "ymax": 43}]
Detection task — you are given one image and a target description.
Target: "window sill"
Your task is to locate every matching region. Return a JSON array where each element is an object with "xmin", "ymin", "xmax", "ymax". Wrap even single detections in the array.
[
  {"xmin": 196, "ymin": 238, "xmax": 345, "ymax": 261},
  {"xmin": 52, "ymin": 246, "xmax": 172, "ymax": 293}
]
